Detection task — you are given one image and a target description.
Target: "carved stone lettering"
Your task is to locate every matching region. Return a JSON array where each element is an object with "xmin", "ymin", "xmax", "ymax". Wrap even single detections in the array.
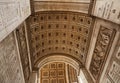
[
  {"xmin": 93, "ymin": 0, "xmax": 120, "ymax": 24},
  {"xmin": 108, "ymin": 61, "xmax": 120, "ymax": 83}
]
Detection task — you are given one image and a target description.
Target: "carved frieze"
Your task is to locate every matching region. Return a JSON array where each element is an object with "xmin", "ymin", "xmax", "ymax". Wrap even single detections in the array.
[
  {"xmin": 89, "ymin": 26, "xmax": 116, "ymax": 80},
  {"xmin": 16, "ymin": 23, "xmax": 30, "ymax": 83}
]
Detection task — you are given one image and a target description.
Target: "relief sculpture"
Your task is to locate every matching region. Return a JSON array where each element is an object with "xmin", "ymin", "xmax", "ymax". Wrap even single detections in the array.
[
  {"xmin": 90, "ymin": 26, "xmax": 116, "ymax": 80},
  {"xmin": 16, "ymin": 23, "xmax": 30, "ymax": 83}
]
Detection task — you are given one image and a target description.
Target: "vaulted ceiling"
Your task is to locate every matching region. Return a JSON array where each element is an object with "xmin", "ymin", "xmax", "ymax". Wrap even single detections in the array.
[
  {"xmin": 27, "ymin": 11, "xmax": 93, "ymax": 66},
  {"xmin": 0, "ymin": 0, "xmax": 120, "ymax": 83},
  {"xmin": 40, "ymin": 62, "xmax": 78, "ymax": 83}
]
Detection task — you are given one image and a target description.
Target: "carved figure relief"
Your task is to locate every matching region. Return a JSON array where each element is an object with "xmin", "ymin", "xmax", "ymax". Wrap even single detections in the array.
[
  {"xmin": 90, "ymin": 26, "xmax": 116, "ymax": 80},
  {"xmin": 16, "ymin": 23, "xmax": 30, "ymax": 83}
]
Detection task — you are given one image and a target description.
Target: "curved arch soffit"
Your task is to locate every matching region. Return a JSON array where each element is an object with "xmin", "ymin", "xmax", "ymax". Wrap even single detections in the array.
[{"xmin": 36, "ymin": 55, "xmax": 80, "ymax": 71}]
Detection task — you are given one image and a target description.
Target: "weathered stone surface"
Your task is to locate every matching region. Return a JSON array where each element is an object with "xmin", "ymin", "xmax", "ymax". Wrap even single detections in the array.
[
  {"xmin": 0, "ymin": 32, "xmax": 25, "ymax": 83},
  {"xmin": 34, "ymin": 1, "xmax": 90, "ymax": 13},
  {"xmin": 0, "ymin": 0, "xmax": 31, "ymax": 42},
  {"xmin": 92, "ymin": 0, "xmax": 120, "ymax": 24},
  {"xmin": 101, "ymin": 34, "xmax": 120, "ymax": 83}
]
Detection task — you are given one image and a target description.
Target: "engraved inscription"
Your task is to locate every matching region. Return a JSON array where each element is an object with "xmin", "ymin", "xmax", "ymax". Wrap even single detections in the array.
[{"xmin": 108, "ymin": 61, "xmax": 120, "ymax": 83}]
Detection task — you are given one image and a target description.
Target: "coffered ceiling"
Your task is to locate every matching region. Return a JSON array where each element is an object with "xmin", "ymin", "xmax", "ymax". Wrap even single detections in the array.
[
  {"xmin": 26, "ymin": 11, "xmax": 93, "ymax": 66},
  {"xmin": 40, "ymin": 62, "xmax": 78, "ymax": 83}
]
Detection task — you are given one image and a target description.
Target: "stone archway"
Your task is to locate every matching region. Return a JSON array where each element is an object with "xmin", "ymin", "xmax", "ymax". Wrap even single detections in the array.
[{"xmin": 35, "ymin": 55, "xmax": 81, "ymax": 83}]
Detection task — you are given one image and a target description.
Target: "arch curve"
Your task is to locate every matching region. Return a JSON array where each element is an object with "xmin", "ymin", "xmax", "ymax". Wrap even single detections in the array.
[{"xmin": 35, "ymin": 54, "xmax": 81, "ymax": 71}]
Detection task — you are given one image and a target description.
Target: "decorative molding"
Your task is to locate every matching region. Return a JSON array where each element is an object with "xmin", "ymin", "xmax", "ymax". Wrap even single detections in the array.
[
  {"xmin": 67, "ymin": 64, "xmax": 78, "ymax": 83},
  {"xmin": 36, "ymin": 55, "xmax": 80, "ymax": 72},
  {"xmin": 34, "ymin": 1, "xmax": 90, "ymax": 14}
]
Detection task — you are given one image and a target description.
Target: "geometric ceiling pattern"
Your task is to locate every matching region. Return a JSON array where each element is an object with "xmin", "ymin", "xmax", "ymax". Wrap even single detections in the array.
[
  {"xmin": 27, "ymin": 11, "xmax": 93, "ymax": 65},
  {"xmin": 40, "ymin": 62, "xmax": 66, "ymax": 83},
  {"xmin": 40, "ymin": 62, "xmax": 78, "ymax": 83}
]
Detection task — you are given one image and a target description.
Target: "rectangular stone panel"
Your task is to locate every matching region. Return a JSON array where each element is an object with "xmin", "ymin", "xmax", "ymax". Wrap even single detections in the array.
[
  {"xmin": 92, "ymin": 0, "xmax": 120, "ymax": 24},
  {"xmin": 34, "ymin": 1, "xmax": 90, "ymax": 14},
  {"xmin": 108, "ymin": 61, "xmax": 120, "ymax": 83},
  {"xmin": 0, "ymin": 0, "xmax": 31, "ymax": 42},
  {"xmin": 89, "ymin": 26, "xmax": 116, "ymax": 80}
]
